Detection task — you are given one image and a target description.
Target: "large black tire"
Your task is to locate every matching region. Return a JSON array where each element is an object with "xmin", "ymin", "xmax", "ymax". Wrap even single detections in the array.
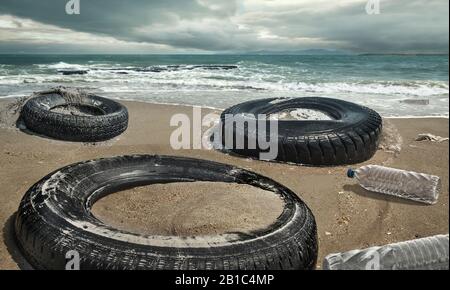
[
  {"xmin": 15, "ymin": 155, "xmax": 318, "ymax": 270},
  {"xmin": 220, "ymin": 97, "xmax": 382, "ymax": 166},
  {"xmin": 20, "ymin": 92, "xmax": 128, "ymax": 142}
]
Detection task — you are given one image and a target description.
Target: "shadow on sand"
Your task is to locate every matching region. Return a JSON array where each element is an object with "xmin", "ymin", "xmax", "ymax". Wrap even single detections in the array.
[
  {"xmin": 2, "ymin": 213, "xmax": 34, "ymax": 270},
  {"xmin": 342, "ymin": 184, "xmax": 428, "ymax": 206}
]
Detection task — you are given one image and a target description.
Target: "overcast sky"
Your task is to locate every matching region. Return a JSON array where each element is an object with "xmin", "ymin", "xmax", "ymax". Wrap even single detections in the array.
[{"xmin": 0, "ymin": 0, "xmax": 448, "ymax": 54}]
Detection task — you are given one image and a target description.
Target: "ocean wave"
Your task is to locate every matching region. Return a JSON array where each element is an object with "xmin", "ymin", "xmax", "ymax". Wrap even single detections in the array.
[
  {"xmin": 285, "ymin": 81, "xmax": 449, "ymax": 97},
  {"xmin": 0, "ymin": 71, "xmax": 448, "ymax": 97},
  {"xmin": 81, "ymin": 74, "xmax": 450, "ymax": 97},
  {"xmin": 22, "ymin": 62, "xmax": 448, "ymax": 97},
  {"xmin": 1, "ymin": 55, "xmax": 447, "ymax": 117},
  {"xmin": 36, "ymin": 62, "xmax": 239, "ymax": 73},
  {"xmin": 37, "ymin": 62, "xmax": 86, "ymax": 70}
]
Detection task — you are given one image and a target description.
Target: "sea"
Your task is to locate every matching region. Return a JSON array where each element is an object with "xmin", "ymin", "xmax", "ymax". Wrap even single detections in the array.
[{"xmin": 0, "ymin": 54, "xmax": 448, "ymax": 117}]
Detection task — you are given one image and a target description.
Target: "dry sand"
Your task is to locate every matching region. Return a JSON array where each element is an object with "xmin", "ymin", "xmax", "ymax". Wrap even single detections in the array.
[
  {"xmin": 92, "ymin": 182, "xmax": 284, "ymax": 236},
  {"xmin": 0, "ymin": 98, "xmax": 448, "ymax": 270}
]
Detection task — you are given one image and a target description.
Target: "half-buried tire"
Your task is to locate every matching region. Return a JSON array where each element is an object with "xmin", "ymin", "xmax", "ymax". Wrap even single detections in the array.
[
  {"xmin": 15, "ymin": 155, "xmax": 318, "ymax": 270},
  {"xmin": 220, "ymin": 97, "xmax": 382, "ymax": 166},
  {"xmin": 20, "ymin": 90, "xmax": 128, "ymax": 142}
]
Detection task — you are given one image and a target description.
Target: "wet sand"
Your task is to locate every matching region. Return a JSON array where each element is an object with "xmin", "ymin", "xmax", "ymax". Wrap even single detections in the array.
[{"xmin": 0, "ymin": 98, "xmax": 448, "ymax": 269}]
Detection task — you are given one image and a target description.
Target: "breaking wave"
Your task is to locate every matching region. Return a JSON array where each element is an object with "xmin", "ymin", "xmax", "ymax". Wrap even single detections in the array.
[{"xmin": 1, "ymin": 56, "xmax": 448, "ymax": 117}]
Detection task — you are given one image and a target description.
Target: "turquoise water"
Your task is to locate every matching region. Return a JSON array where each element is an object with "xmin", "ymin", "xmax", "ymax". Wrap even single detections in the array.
[{"xmin": 0, "ymin": 54, "xmax": 448, "ymax": 116}]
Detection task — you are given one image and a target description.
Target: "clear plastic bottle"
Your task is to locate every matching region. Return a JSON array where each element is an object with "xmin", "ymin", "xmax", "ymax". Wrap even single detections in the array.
[
  {"xmin": 347, "ymin": 165, "xmax": 441, "ymax": 204},
  {"xmin": 323, "ymin": 234, "xmax": 449, "ymax": 270}
]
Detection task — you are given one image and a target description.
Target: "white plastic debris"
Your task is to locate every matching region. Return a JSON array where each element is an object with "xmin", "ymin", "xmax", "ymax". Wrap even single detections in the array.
[
  {"xmin": 323, "ymin": 234, "xmax": 449, "ymax": 270},
  {"xmin": 347, "ymin": 165, "xmax": 441, "ymax": 204},
  {"xmin": 415, "ymin": 133, "xmax": 449, "ymax": 142}
]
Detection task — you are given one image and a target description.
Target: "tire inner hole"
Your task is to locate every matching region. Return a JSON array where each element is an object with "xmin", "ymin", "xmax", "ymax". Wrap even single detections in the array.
[
  {"xmin": 50, "ymin": 103, "xmax": 106, "ymax": 116},
  {"xmin": 91, "ymin": 181, "xmax": 285, "ymax": 237}
]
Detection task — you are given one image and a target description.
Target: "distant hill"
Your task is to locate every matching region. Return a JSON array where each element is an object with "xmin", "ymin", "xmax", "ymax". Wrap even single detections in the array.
[
  {"xmin": 358, "ymin": 53, "xmax": 449, "ymax": 56},
  {"xmin": 219, "ymin": 49, "xmax": 353, "ymax": 55},
  {"xmin": 218, "ymin": 50, "xmax": 449, "ymax": 56}
]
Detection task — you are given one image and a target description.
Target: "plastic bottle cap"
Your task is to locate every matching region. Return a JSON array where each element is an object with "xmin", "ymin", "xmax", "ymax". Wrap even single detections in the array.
[{"xmin": 347, "ymin": 168, "xmax": 355, "ymax": 178}]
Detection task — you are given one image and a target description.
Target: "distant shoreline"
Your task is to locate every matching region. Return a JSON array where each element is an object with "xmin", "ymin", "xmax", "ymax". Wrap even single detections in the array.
[
  {"xmin": 0, "ymin": 96, "xmax": 448, "ymax": 119},
  {"xmin": 0, "ymin": 53, "xmax": 449, "ymax": 56}
]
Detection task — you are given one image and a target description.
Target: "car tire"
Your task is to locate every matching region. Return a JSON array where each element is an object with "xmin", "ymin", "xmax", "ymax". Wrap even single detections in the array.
[
  {"xmin": 15, "ymin": 155, "xmax": 318, "ymax": 270},
  {"xmin": 20, "ymin": 91, "xmax": 128, "ymax": 142},
  {"xmin": 220, "ymin": 97, "xmax": 382, "ymax": 166}
]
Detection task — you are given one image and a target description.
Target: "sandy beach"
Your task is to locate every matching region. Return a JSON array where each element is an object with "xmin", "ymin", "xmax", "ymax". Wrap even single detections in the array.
[{"xmin": 0, "ymin": 98, "xmax": 448, "ymax": 270}]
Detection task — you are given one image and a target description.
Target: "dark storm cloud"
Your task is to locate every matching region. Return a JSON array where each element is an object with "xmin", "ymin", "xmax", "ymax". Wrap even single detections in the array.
[
  {"xmin": 0, "ymin": 0, "xmax": 236, "ymax": 39},
  {"xmin": 240, "ymin": 0, "xmax": 449, "ymax": 53},
  {"xmin": 0, "ymin": 0, "xmax": 448, "ymax": 53}
]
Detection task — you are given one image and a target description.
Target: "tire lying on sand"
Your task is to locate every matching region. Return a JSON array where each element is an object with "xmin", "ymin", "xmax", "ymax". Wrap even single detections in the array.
[
  {"xmin": 20, "ymin": 90, "xmax": 128, "ymax": 142},
  {"xmin": 15, "ymin": 155, "xmax": 318, "ymax": 270},
  {"xmin": 220, "ymin": 97, "xmax": 383, "ymax": 166}
]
